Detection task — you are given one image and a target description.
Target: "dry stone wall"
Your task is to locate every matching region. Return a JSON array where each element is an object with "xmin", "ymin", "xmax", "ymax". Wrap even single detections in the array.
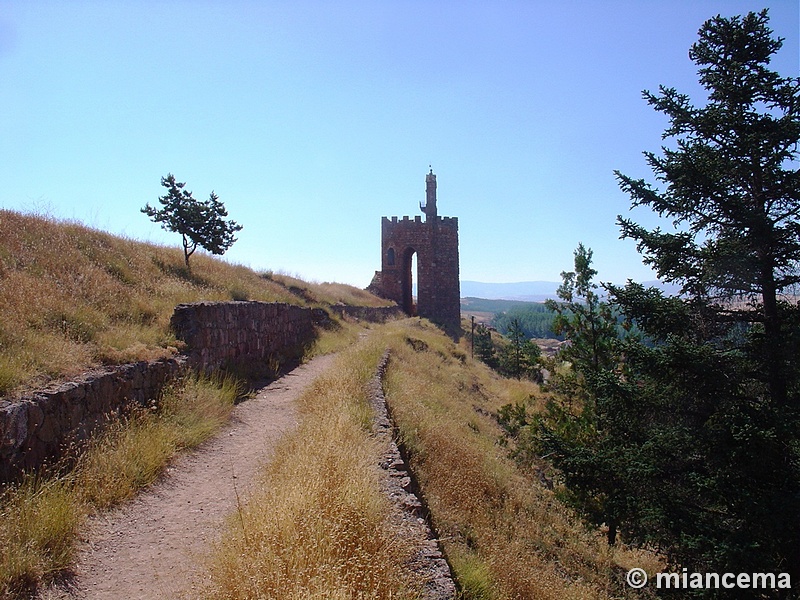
[
  {"xmin": 0, "ymin": 301, "xmax": 324, "ymax": 482},
  {"xmin": 170, "ymin": 301, "xmax": 321, "ymax": 371},
  {"xmin": 0, "ymin": 357, "xmax": 186, "ymax": 481},
  {"xmin": 369, "ymin": 350, "xmax": 456, "ymax": 599},
  {"xmin": 327, "ymin": 304, "xmax": 405, "ymax": 323}
]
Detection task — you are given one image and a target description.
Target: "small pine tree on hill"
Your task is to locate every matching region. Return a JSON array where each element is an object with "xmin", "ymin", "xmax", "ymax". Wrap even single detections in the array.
[{"xmin": 142, "ymin": 174, "xmax": 243, "ymax": 270}]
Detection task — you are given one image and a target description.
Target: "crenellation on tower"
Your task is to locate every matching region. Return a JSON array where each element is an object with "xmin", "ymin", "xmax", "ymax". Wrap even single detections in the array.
[{"xmin": 368, "ymin": 170, "xmax": 461, "ymax": 337}]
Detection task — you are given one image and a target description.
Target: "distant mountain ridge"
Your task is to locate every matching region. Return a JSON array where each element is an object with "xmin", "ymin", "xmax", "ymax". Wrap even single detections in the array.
[
  {"xmin": 461, "ymin": 280, "xmax": 681, "ymax": 301},
  {"xmin": 460, "ymin": 281, "xmax": 559, "ymax": 302}
]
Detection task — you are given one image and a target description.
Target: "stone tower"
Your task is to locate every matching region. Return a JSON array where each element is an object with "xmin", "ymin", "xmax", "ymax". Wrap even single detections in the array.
[{"xmin": 368, "ymin": 169, "xmax": 461, "ymax": 336}]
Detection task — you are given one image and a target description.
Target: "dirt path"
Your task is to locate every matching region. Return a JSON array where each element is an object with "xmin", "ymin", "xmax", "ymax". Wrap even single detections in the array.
[{"xmin": 41, "ymin": 353, "xmax": 338, "ymax": 600}]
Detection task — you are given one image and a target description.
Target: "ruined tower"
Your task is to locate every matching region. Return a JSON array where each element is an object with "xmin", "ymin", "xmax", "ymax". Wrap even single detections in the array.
[{"xmin": 368, "ymin": 169, "xmax": 461, "ymax": 336}]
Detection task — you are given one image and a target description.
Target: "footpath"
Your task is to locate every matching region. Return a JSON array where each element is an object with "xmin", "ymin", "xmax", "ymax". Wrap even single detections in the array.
[{"xmin": 40, "ymin": 353, "xmax": 338, "ymax": 600}]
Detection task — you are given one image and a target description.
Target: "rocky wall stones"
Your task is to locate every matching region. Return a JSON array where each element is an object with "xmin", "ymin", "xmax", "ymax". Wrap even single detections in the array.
[
  {"xmin": 0, "ymin": 356, "xmax": 186, "ymax": 481},
  {"xmin": 170, "ymin": 301, "xmax": 317, "ymax": 371},
  {"xmin": 369, "ymin": 350, "xmax": 457, "ymax": 599},
  {"xmin": 327, "ymin": 304, "xmax": 405, "ymax": 323}
]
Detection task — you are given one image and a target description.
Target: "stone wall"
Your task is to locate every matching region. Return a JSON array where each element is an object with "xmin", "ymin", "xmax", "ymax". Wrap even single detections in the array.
[
  {"xmin": 0, "ymin": 301, "xmax": 322, "ymax": 482},
  {"xmin": 369, "ymin": 350, "xmax": 456, "ymax": 599},
  {"xmin": 0, "ymin": 357, "xmax": 186, "ymax": 481},
  {"xmin": 327, "ymin": 304, "xmax": 405, "ymax": 323},
  {"xmin": 170, "ymin": 301, "xmax": 319, "ymax": 371}
]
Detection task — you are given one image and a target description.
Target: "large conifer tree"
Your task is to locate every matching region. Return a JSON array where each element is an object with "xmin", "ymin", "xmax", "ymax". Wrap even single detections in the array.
[{"xmin": 608, "ymin": 9, "xmax": 800, "ymax": 580}]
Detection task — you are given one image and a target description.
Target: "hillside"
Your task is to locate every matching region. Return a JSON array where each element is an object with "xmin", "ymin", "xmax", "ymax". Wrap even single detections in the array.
[
  {"xmin": 0, "ymin": 210, "xmax": 664, "ymax": 598},
  {"xmin": 0, "ymin": 210, "xmax": 390, "ymax": 398}
]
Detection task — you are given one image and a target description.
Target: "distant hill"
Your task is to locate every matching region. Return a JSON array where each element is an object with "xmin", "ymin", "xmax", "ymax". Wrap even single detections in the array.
[
  {"xmin": 460, "ymin": 280, "xmax": 682, "ymax": 301},
  {"xmin": 460, "ymin": 281, "xmax": 560, "ymax": 302}
]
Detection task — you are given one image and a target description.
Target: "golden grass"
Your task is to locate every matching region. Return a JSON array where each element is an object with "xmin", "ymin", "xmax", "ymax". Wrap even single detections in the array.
[
  {"xmin": 305, "ymin": 318, "xmax": 369, "ymax": 361},
  {"xmin": 0, "ymin": 476, "xmax": 82, "ymax": 599},
  {"xmin": 0, "ymin": 373, "xmax": 242, "ymax": 598},
  {"xmin": 266, "ymin": 271, "xmax": 394, "ymax": 308},
  {"xmin": 74, "ymin": 373, "xmax": 241, "ymax": 509},
  {"xmin": 376, "ymin": 319, "xmax": 661, "ymax": 599},
  {"xmin": 202, "ymin": 336, "xmax": 423, "ymax": 599},
  {"xmin": 0, "ymin": 209, "xmax": 388, "ymax": 397}
]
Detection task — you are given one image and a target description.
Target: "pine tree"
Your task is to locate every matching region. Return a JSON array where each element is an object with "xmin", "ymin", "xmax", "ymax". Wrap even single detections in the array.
[
  {"xmin": 473, "ymin": 324, "xmax": 497, "ymax": 369},
  {"xmin": 142, "ymin": 174, "xmax": 243, "ymax": 270},
  {"xmin": 608, "ymin": 9, "xmax": 800, "ymax": 578},
  {"xmin": 615, "ymin": 9, "xmax": 800, "ymax": 408},
  {"xmin": 538, "ymin": 245, "xmax": 628, "ymax": 544},
  {"xmin": 497, "ymin": 318, "xmax": 541, "ymax": 380}
]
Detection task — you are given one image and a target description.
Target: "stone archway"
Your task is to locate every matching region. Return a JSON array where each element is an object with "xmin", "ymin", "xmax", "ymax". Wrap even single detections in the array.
[{"xmin": 401, "ymin": 247, "xmax": 417, "ymax": 316}]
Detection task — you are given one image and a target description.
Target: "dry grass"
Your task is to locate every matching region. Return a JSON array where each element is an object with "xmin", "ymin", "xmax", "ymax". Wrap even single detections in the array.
[
  {"xmin": 377, "ymin": 318, "xmax": 661, "ymax": 600},
  {"xmin": 74, "ymin": 372, "xmax": 242, "ymax": 509},
  {"xmin": 305, "ymin": 318, "xmax": 373, "ymax": 360},
  {"xmin": 0, "ymin": 476, "xmax": 82, "ymax": 599},
  {"xmin": 266, "ymin": 271, "xmax": 393, "ymax": 308},
  {"xmin": 202, "ymin": 336, "xmax": 424, "ymax": 600},
  {"xmin": 0, "ymin": 373, "xmax": 242, "ymax": 599},
  {"xmin": 0, "ymin": 209, "xmax": 387, "ymax": 397}
]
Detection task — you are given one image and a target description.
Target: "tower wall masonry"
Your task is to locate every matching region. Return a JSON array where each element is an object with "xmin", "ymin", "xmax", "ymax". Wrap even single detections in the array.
[{"xmin": 368, "ymin": 172, "xmax": 461, "ymax": 336}]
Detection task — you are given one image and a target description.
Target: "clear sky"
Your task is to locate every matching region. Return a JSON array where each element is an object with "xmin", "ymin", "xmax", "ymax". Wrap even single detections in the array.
[{"xmin": 1, "ymin": 1, "xmax": 797, "ymax": 288}]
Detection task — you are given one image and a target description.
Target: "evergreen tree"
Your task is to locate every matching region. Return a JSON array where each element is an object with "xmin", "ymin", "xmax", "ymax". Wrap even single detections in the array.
[
  {"xmin": 142, "ymin": 174, "xmax": 243, "ymax": 270},
  {"xmin": 544, "ymin": 244, "xmax": 619, "ymax": 397},
  {"xmin": 498, "ymin": 318, "xmax": 541, "ymax": 381},
  {"xmin": 615, "ymin": 9, "xmax": 800, "ymax": 409},
  {"xmin": 607, "ymin": 9, "xmax": 800, "ymax": 579},
  {"xmin": 538, "ymin": 245, "xmax": 629, "ymax": 544},
  {"xmin": 473, "ymin": 324, "xmax": 497, "ymax": 369}
]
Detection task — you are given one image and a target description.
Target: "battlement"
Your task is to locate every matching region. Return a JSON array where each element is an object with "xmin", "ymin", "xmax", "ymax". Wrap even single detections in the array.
[
  {"xmin": 439, "ymin": 216, "xmax": 458, "ymax": 228},
  {"xmin": 381, "ymin": 215, "xmax": 459, "ymax": 231}
]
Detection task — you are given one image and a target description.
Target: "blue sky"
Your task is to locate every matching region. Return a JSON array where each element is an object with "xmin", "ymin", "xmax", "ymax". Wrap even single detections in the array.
[{"xmin": 1, "ymin": 1, "xmax": 797, "ymax": 288}]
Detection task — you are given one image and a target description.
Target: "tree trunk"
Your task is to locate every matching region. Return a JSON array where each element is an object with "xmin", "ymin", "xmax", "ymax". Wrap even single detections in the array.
[
  {"xmin": 607, "ymin": 520, "xmax": 618, "ymax": 546},
  {"xmin": 761, "ymin": 265, "xmax": 787, "ymax": 407},
  {"xmin": 182, "ymin": 235, "xmax": 193, "ymax": 271}
]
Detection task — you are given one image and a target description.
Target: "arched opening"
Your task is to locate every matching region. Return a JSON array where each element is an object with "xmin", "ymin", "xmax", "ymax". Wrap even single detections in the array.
[
  {"xmin": 401, "ymin": 247, "xmax": 418, "ymax": 316},
  {"xmin": 386, "ymin": 247, "xmax": 396, "ymax": 267}
]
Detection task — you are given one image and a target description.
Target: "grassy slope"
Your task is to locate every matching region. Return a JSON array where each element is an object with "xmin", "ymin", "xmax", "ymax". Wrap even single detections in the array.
[
  {"xmin": 205, "ymin": 319, "xmax": 661, "ymax": 599},
  {"xmin": 0, "ymin": 209, "xmax": 389, "ymax": 397},
  {"xmin": 376, "ymin": 319, "xmax": 661, "ymax": 599}
]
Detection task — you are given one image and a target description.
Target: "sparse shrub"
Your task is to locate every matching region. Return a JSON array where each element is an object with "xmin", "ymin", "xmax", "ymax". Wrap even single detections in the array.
[
  {"xmin": 496, "ymin": 399, "xmax": 529, "ymax": 437},
  {"xmin": 449, "ymin": 548, "xmax": 494, "ymax": 600},
  {"xmin": 229, "ymin": 286, "xmax": 248, "ymax": 301},
  {"xmin": 104, "ymin": 260, "xmax": 135, "ymax": 285},
  {"xmin": 0, "ymin": 357, "xmax": 20, "ymax": 397}
]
